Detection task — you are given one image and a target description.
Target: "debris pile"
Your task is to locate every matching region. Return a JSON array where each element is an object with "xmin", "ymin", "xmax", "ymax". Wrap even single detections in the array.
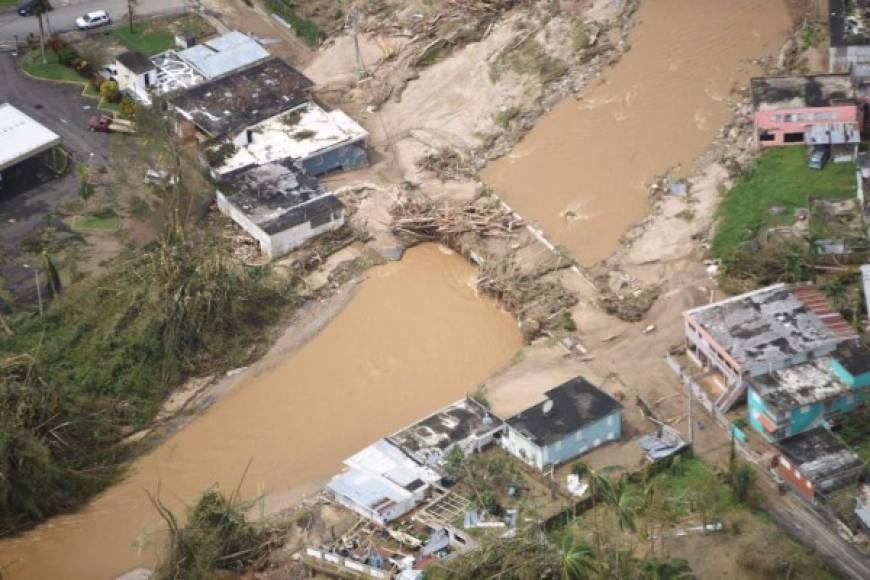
[
  {"xmin": 416, "ymin": 147, "xmax": 478, "ymax": 181},
  {"xmin": 594, "ymin": 269, "xmax": 661, "ymax": 322},
  {"xmin": 391, "ymin": 195, "xmax": 520, "ymax": 242},
  {"xmin": 391, "ymin": 196, "xmax": 577, "ymax": 340}
]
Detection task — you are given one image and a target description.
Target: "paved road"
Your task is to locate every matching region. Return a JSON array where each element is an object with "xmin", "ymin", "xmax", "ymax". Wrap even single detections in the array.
[
  {"xmin": 0, "ymin": 0, "xmax": 188, "ymax": 41},
  {"xmin": 0, "ymin": 52, "xmax": 107, "ymax": 263},
  {"xmin": 764, "ymin": 488, "xmax": 870, "ymax": 580}
]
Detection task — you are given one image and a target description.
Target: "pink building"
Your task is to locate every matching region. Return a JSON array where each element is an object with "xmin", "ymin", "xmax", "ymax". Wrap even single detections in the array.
[{"xmin": 751, "ymin": 74, "xmax": 861, "ymax": 148}]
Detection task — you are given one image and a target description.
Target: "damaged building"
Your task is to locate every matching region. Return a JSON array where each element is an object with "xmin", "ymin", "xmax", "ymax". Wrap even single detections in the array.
[
  {"xmin": 170, "ymin": 57, "xmax": 315, "ymax": 143},
  {"xmin": 750, "ymin": 74, "xmax": 861, "ymax": 153},
  {"xmin": 500, "ymin": 377, "xmax": 622, "ymax": 472},
  {"xmin": 684, "ymin": 283, "xmax": 857, "ymax": 412},
  {"xmin": 326, "ymin": 440, "xmax": 441, "ymax": 527},
  {"xmin": 829, "ymin": 0, "xmax": 870, "ymax": 74},
  {"xmin": 774, "ymin": 427, "xmax": 863, "ymax": 501},
  {"xmin": 387, "ymin": 398, "xmax": 504, "ymax": 471},
  {"xmin": 215, "ymin": 161, "xmax": 345, "ymax": 260},
  {"xmin": 115, "ymin": 31, "xmax": 269, "ymax": 104},
  {"xmin": 748, "ymin": 357, "xmax": 859, "ymax": 442},
  {"xmin": 207, "ymin": 100, "xmax": 369, "ymax": 179}
]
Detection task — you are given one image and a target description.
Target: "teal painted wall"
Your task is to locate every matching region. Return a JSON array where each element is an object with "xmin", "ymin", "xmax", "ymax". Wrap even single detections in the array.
[
  {"xmin": 748, "ymin": 386, "xmax": 858, "ymax": 442},
  {"xmin": 830, "ymin": 359, "xmax": 870, "ymax": 389}
]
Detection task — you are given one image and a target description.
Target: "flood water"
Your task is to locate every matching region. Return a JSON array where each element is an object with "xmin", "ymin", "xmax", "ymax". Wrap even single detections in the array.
[
  {"xmin": 482, "ymin": 0, "xmax": 792, "ymax": 266},
  {"xmin": 0, "ymin": 244, "xmax": 521, "ymax": 580}
]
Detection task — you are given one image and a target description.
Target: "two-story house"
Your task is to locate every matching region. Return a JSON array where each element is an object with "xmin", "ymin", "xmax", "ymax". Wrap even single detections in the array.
[{"xmin": 751, "ymin": 75, "xmax": 861, "ymax": 151}]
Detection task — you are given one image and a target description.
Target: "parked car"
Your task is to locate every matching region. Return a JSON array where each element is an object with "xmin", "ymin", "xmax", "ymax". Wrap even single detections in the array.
[
  {"xmin": 808, "ymin": 146, "xmax": 830, "ymax": 170},
  {"xmin": 16, "ymin": 0, "xmax": 40, "ymax": 16},
  {"xmin": 75, "ymin": 10, "xmax": 111, "ymax": 30}
]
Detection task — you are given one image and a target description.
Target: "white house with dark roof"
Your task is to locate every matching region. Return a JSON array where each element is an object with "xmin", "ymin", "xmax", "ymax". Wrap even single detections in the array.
[
  {"xmin": 115, "ymin": 50, "xmax": 157, "ymax": 103},
  {"xmin": 501, "ymin": 377, "xmax": 622, "ymax": 472}
]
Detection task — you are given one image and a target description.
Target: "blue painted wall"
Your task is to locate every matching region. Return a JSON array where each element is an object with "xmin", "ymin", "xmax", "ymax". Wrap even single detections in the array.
[
  {"xmin": 303, "ymin": 143, "xmax": 368, "ymax": 177},
  {"xmin": 540, "ymin": 412, "xmax": 621, "ymax": 469}
]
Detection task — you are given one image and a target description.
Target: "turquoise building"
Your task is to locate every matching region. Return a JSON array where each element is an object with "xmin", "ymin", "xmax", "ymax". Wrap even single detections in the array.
[{"xmin": 748, "ymin": 343, "xmax": 870, "ymax": 442}]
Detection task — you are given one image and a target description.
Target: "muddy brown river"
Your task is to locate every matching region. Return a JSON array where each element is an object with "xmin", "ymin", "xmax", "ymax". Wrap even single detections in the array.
[
  {"xmin": 483, "ymin": 0, "xmax": 792, "ymax": 266},
  {"xmin": 0, "ymin": 244, "xmax": 521, "ymax": 580}
]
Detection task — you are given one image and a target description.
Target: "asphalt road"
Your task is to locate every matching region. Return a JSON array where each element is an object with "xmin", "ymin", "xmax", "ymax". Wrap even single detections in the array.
[{"xmin": 0, "ymin": 0, "xmax": 188, "ymax": 41}]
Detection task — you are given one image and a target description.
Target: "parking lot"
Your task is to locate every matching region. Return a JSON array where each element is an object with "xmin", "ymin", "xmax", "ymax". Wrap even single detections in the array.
[{"xmin": 0, "ymin": 52, "xmax": 109, "ymax": 301}]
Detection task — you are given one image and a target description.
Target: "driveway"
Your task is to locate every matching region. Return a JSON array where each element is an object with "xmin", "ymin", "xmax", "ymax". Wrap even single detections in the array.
[
  {"xmin": 0, "ymin": 0, "xmax": 189, "ymax": 41},
  {"xmin": 0, "ymin": 52, "xmax": 108, "ymax": 276}
]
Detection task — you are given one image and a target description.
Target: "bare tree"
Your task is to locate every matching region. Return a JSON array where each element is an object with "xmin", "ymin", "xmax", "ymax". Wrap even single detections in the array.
[
  {"xmin": 32, "ymin": 0, "xmax": 53, "ymax": 65},
  {"xmin": 127, "ymin": 0, "xmax": 138, "ymax": 34}
]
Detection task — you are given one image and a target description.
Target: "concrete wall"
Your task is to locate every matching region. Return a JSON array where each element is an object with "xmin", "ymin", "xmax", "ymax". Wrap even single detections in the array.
[
  {"xmin": 268, "ymin": 209, "xmax": 345, "ymax": 258},
  {"xmin": 754, "ymin": 105, "xmax": 860, "ymax": 146},
  {"xmin": 502, "ymin": 411, "xmax": 621, "ymax": 471},
  {"xmin": 830, "ymin": 45, "xmax": 870, "ymax": 73},
  {"xmin": 216, "ymin": 190, "xmax": 345, "ymax": 260},
  {"xmin": 115, "ymin": 63, "xmax": 154, "ymax": 103},
  {"xmin": 303, "ymin": 141, "xmax": 369, "ymax": 176},
  {"xmin": 748, "ymin": 387, "xmax": 858, "ymax": 442}
]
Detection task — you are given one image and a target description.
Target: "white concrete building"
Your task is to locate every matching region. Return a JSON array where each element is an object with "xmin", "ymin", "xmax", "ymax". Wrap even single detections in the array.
[
  {"xmin": 209, "ymin": 101, "xmax": 369, "ymax": 178},
  {"xmin": 215, "ymin": 161, "xmax": 344, "ymax": 260},
  {"xmin": 327, "ymin": 440, "xmax": 441, "ymax": 526},
  {"xmin": 114, "ymin": 51, "xmax": 157, "ymax": 103}
]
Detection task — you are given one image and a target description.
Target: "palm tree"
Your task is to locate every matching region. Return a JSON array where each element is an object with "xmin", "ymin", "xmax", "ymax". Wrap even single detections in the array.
[
  {"xmin": 127, "ymin": 0, "xmax": 137, "ymax": 34},
  {"xmin": 32, "ymin": 0, "xmax": 53, "ymax": 65}
]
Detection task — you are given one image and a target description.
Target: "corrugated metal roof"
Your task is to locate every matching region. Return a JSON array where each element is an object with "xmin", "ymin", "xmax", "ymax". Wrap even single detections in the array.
[{"xmin": 178, "ymin": 31, "xmax": 269, "ymax": 79}]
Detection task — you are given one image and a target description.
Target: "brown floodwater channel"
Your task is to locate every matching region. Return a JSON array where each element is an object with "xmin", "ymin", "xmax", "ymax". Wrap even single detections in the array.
[
  {"xmin": 482, "ymin": 0, "xmax": 793, "ymax": 266},
  {"xmin": 0, "ymin": 244, "xmax": 521, "ymax": 580}
]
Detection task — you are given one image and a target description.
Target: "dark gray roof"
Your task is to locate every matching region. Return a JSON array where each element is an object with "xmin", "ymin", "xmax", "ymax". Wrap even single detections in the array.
[
  {"xmin": 830, "ymin": 0, "xmax": 870, "ymax": 47},
  {"xmin": 506, "ymin": 377, "xmax": 622, "ymax": 447},
  {"xmin": 779, "ymin": 427, "xmax": 863, "ymax": 483},
  {"xmin": 116, "ymin": 50, "xmax": 154, "ymax": 74},
  {"xmin": 834, "ymin": 341, "xmax": 870, "ymax": 376},
  {"xmin": 170, "ymin": 58, "xmax": 314, "ymax": 138},
  {"xmin": 220, "ymin": 161, "xmax": 342, "ymax": 234},
  {"xmin": 750, "ymin": 75, "xmax": 855, "ymax": 110}
]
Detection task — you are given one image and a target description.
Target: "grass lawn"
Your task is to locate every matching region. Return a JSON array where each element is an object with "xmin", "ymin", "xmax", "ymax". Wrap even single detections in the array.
[
  {"xmin": 112, "ymin": 23, "xmax": 175, "ymax": 55},
  {"xmin": 72, "ymin": 213, "xmax": 121, "ymax": 231},
  {"xmin": 0, "ymin": 0, "xmax": 18, "ymax": 7},
  {"xmin": 713, "ymin": 147, "xmax": 856, "ymax": 258},
  {"xmin": 98, "ymin": 99, "xmax": 122, "ymax": 114},
  {"xmin": 21, "ymin": 49, "xmax": 88, "ymax": 83}
]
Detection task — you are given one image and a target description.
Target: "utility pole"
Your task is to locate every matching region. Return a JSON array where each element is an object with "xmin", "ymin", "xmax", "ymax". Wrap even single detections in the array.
[
  {"xmin": 687, "ymin": 375, "xmax": 694, "ymax": 444},
  {"xmin": 351, "ymin": 6, "xmax": 367, "ymax": 81}
]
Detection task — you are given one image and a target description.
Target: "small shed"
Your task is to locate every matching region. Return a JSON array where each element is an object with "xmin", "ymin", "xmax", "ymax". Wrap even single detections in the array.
[
  {"xmin": 115, "ymin": 51, "xmax": 157, "ymax": 102},
  {"xmin": 775, "ymin": 427, "xmax": 863, "ymax": 501},
  {"xmin": 501, "ymin": 377, "xmax": 622, "ymax": 471}
]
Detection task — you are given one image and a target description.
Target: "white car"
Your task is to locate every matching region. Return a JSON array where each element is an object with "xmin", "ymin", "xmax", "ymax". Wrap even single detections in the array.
[{"xmin": 75, "ymin": 10, "xmax": 111, "ymax": 30}]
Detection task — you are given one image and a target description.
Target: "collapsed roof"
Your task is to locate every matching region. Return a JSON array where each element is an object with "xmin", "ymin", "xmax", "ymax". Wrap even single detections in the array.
[{"xmin": 170, "ymin": 58, "xmax": 314, "ymax": 138}]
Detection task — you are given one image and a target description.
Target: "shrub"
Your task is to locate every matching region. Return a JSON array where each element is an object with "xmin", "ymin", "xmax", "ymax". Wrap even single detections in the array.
[
  {"xmin": 99, "ymin": 80, "xmax": 119, "ymax": 102},
  {"xmin": 90, "ymin": 76, "xmax": 106, "ymax": 91},
  {"xmin": 47, "ymin": 36, "xmax": 67, "ymax": 54},
  {"xmin": 57, "ymin": 47, "xmax": 79, "ymax": 67},
  {"xmin": 120, "ymin": 98, "xmax": 137, "ymax": 120}
]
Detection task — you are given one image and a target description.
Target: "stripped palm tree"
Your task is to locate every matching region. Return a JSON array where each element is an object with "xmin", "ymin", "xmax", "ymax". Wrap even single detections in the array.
[{"xmin": 31, "ymin": 0, "xmax": 53, "ymax": 65}]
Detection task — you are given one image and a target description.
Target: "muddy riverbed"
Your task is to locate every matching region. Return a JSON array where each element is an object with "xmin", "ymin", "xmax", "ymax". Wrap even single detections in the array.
[
  {"xmin": 483, "ymin": 0, "xmax": 792, "ymax": 266},
  {"xmin": 0, "ymin": 244, "xmax": 521, "ymax": 580}
]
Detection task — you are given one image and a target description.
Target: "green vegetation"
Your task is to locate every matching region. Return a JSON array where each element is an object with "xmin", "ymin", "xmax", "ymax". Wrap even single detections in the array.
[
  {"xmin": 0, "ymin": 184, "xmax": 296, "ymax": 532},
  {"xmin": 72, "ymin": 211, "xmax": 121, "ymax": 231},
  {"xmin": 713, "ymin": 148, "xmax": 856, "ymax": 258},
  {"xmin": 266, "ymin": 0, "xmax": 324, "ymax": 47},
  {"xmin": 112, "ymin": 23, "xmax": 175, "ymax": 55},
  {"xmin": 151, "ymin": 487, "xmax": 281, "ymax": 580},
  {"xmin": 0, "ymin": 0, "xmax": 19, "ymax": 7},
  {"xmin": 837, "ymin": 406, "xmax": 870, "ymax": 466},
  {"xmin": 493, "ymin": 106, "xmax": 522, "ymax": 130},
  {"xmin": 489, "ymin": 38, "xmax": 567, "ymax": 84},
  {"xmin": 20, "ymin": 49, "xmax": 88, "ymax": 83}
]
